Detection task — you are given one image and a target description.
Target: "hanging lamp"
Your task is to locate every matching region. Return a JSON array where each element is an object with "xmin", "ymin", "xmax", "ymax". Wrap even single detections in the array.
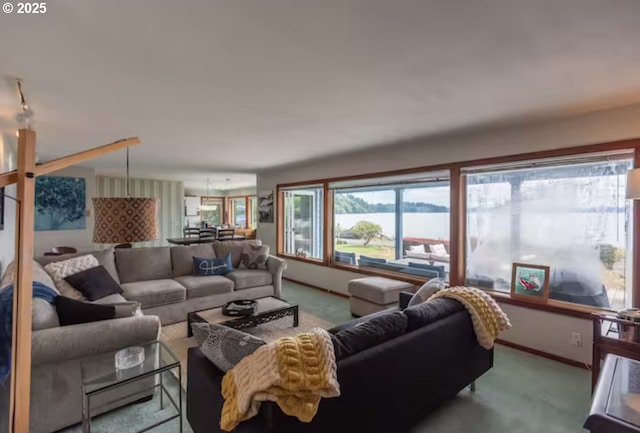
[{"xmin": 92, "ymin": 148, "xmax": 160, "ymax": 244}]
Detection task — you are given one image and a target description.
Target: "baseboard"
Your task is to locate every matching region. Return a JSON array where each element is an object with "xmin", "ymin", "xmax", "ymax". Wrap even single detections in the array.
[
  {"xmin": 495, "ymin": 338, "xmax": 591, "ymax": 370},
  {"xmin": 283, "ymin": 276, "xmax": 349, "ymax": 299}
]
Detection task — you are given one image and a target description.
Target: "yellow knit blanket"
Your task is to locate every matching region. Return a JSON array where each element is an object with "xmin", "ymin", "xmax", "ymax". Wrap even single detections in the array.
[
  {"xmin": 428, "ymin": 286, "xmax": 511, "ymax": 349},
  {"xmin": 220, "ymin": 328, "xmax": 340, "ymax": 431}
]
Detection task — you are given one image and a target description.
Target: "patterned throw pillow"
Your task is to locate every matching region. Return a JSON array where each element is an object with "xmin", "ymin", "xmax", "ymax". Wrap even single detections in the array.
[
  {"xmin": 238, "ymin": 244, "xmax": 269, "ymax": 270},
  {"xmin": 408, "ymin": 278, "xmax": 446, "ymax": 307},
  {"xmin": 191, "ymin": 322, "xmax": 266, "ymax": 372},
  {"xmin": 44, "ymin": 255, "xmax": 100, "ymax": 301},
  {"xmin": 193, "ymin": 253, "xmax": 233, "ymax": 276}
]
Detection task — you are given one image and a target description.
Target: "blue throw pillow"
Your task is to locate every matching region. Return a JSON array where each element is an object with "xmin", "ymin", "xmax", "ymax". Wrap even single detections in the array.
[{"xmin": 193, "ymin": 253, "xmax": 233, "ymax": 276}]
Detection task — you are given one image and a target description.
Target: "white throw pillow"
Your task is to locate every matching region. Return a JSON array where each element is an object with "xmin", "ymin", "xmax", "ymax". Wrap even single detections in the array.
[
  {"xmin": 429, "ymin": 243, "xmax": 448, "ymax": 256},
  {"xmin": 407, "ymin": 278, "xmax": 446, "ymax": 307},
  {"xmin": 44, "ymin": 254, "xmax": 99, "ymax": 301},
  {"xmin": 408, "ymin": 244, "xmax": 426, "ymax": 254}
]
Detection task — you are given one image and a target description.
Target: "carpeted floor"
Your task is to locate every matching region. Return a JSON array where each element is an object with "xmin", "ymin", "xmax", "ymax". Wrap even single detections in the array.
[{"xmin": 58, "ymin": 279, "xmax": 591, "ymax": 433}]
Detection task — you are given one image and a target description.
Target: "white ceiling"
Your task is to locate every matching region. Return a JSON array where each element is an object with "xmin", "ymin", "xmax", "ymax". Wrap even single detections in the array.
[{"xmin": 1, "ymin": 0, "xmax": 640, "ymax": 190}]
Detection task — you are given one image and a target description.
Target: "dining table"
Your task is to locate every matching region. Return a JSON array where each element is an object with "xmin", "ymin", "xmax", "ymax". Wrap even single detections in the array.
[{"xmin": 166, "ymin": 235, "xmax": 246, "ymax": 245}]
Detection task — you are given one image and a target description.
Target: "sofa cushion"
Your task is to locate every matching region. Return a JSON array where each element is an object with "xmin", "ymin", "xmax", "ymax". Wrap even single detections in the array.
[
  {"xmin": 32, "ymin": 298, "xmax": 60, "ymax": 330},
  {"xmin": 225, "ymin": 270, "xmax": 273, "ymax": 290},
  {"xmin": 54, "ymin": 296, "xmax": 116, "ymax": 326},
  {"xmin": 115, "ymin": 247, "xmax": 172, "ymax": 283},
  {"xmin": 174, "ymin": 275, "xmax": 234, "ymax": 299},
  {"xmin": 403, "ymin": 298, "xmax": 465, "ymax": 331},
  {"xmin": 331, "ymin": 311, "xmax": 408, "ymax": 361},
  {"xmin": 213, "ymin": 240, "xmax": 261, "ymax": 268},
  {"xmin": 1, "ymin": 260, "xmax": 57, "ymax": 291},
  {"xmin": 92, "ymin": 293, "xmax": 128, "ymax": 304},
  {"xmin": 36, "ymin": 247, "xmax": 120, "ymax": 283},
  {"xmin": 171, "ymin": 244, "xmax": 216, "ymax": 277},
  {"xmin": 44, "ymin": 255, "xmax": 100, "ymax": 301},
  {"xmin": 64, "ymin": 265, "xmax": 123, "ymax": 301},
  {"xmin": 120, "ymin": 279, "xmax": 186, "ymax": 308}
]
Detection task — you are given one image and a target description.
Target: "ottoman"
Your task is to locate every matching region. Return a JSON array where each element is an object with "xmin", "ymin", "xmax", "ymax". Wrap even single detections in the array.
[{"xmin": 348, "ymin": 277, "xmax": 415, "ymax": 317}]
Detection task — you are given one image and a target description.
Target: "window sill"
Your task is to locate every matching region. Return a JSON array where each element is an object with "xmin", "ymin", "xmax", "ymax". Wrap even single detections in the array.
[
  {"xmin": 277, "ymin": 253, "xmax": 326, "ymax": 266},
  {"xmin": 485, "ymin": 289, "xmax": 613, "ymax": 320}
]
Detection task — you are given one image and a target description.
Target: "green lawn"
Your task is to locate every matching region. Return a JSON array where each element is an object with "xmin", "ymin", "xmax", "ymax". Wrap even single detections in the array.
[{"xmin": 334, "ymin": 244, "xmax": 395, "ymax": 260}]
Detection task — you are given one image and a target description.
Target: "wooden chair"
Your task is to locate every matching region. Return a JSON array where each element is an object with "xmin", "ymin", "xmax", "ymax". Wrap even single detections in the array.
[
  {"xmin": 43, "ymin": 246, "xmax": 78, "ymax": 256},
  {"xmin": 198, "ymin": 228, "xmax": 217, "ymax": 238},
  {"xmin": 184, "ymin": 227, "xmax": 201, "ymax": 238},
  {"xmin": 216, "ymin": 228, "xmax": 235, "ymax": 240}
]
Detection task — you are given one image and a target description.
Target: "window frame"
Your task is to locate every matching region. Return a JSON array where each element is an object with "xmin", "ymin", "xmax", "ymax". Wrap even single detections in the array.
[
  {"xmin": 228, "ymin": 195, "xmax": 249, "ymax": 228},
  {"xmin": 275, "ymin": 137, "xmax": 640, "ymax": 317}
]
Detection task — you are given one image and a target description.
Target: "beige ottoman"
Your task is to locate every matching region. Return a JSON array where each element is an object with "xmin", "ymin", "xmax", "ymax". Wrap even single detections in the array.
[{"xmin": 348, "ymin": 277, "xmax": 415, "ymax": 317}]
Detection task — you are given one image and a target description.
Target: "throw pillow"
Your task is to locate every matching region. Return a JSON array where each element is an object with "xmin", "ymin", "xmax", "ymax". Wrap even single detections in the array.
[
  {"xmin": 429, "ymin": 243, "xmax": 448, "ymax": 256},
  {"xmin": 238, "ymin": 244, "xmax": 269, "ymax": 270},
  {"xmin": 331, "ymin": 311, "xmax": 408, "ymax": 361},
  {"xmin": 191, "ymin": 322, "xmax": 266, "ymax": 372},
  {"xmin": 44, "ymin": 255, "xmax": 100, "ymax": 301},
  {"xmin": 407, "ymin": 278, "xmax": 446, "ymax": 307},
  {"xmin": 64, "ymin": 265, "xmax": 123, "ymax": 301},
  {"xmin": 193, "ymin": 253, "xmax": 233, "ymax": 276},
  {"xmin": 54, "ymin": 296, "xmax": 116, "ymax": 326},
  {"xmin": 408, "ymin": 244, "xmax": 426, "ymax": 253}
]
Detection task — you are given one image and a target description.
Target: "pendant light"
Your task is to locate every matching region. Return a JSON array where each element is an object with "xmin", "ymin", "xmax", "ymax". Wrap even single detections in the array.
[{"xmin": 92, "ymin": 148, "xmax": 160, "ymax": 244}]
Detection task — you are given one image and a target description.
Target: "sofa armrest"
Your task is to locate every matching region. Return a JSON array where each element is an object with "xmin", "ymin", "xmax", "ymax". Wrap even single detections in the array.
[
  {"xmin": 31, "ymin": 315, "xmax": 161, "ymax": 367},
  {"xmin": 399, "ymin": 291, "xmax": 414, "ymax": 310},
  {"xmin": 266, "ymin": 255, "xmax": 287, "ymax": 298}
]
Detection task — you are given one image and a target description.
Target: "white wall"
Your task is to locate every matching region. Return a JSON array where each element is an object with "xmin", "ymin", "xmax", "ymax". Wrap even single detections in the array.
[
  {"xmin": 258, "ymin": 103, "xmax": 640, "ymax": 364},
  {"xmin": 33, "ymin": 166, "xmax": 95, "ymax": 256},
  {"xmin": 0, "ymin": 133, "xmax": 18, "ymax": 273}
]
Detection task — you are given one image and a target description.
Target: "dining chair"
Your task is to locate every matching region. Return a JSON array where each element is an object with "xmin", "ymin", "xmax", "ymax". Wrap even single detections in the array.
[
  {"xmin": 184, "ymin": 227, "xmax": 201, "ymax": 238},
  {"xmin": 216, "ymin": 228, "xmax": 235, "ymax": 240}
]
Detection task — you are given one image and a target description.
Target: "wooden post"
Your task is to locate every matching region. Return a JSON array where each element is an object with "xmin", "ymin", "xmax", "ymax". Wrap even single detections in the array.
[{"xmin": 10, "ymin": 128, "xmax": 36, "ymax": 433}]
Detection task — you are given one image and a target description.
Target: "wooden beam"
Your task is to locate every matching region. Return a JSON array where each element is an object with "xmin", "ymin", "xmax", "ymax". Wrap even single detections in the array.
[
  {"xmin": 0, "ymin": 137, "xmax": 140, "ymax": 188},
  {"xmin": 10, "ymin": 128, "xmax": 36, "ymax": 433},
  {"xmin": 35, "ymin": 137, "xmax": 140, "ymax": 177},
  {"xmin": 0, "ymin": 171, "xmax": 17, "ymax": 188}
]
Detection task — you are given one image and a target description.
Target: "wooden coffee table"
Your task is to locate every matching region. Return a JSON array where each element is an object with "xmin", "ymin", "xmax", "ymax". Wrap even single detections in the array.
[{"xmin": 186, "ymin": 296, "xmax": 299, "ymax": 337}]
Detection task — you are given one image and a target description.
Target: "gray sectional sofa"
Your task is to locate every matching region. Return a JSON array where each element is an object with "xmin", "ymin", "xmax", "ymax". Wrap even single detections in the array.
[{"xmin": 0, "ymin": 239, "xmax": 286, "ymax": 433}]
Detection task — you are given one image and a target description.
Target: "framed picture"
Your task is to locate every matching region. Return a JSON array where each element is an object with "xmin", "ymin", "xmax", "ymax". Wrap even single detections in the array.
[
  {"xmin": 257, "ymin": 190, "xmax": 274, "ymax": 223},
  {"xmin": 34, "ymin": 176, "xmax": 87, "ymax": 231},
  {"xmin": 510, "ymin": 263, "xmax": 550, "ymax": 303}
]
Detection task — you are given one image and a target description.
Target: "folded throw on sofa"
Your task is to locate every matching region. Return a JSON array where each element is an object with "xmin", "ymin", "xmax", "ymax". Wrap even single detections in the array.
[
  {"xmin": 0, "ymin": 282, "xmax": 59, "ymax": 385},
  {"xmin": 220, "ymin": 328, "xmax": 340, "ymax": 431},
  {"xmin": 428, "ymin": 286, "xmax": 511, "ymax": 349}
]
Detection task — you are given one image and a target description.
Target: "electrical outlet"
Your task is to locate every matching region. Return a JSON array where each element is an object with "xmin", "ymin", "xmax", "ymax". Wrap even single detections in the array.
[{"xmin": 569, "ymin": 332, "xmax": 582, "ymax": 347}]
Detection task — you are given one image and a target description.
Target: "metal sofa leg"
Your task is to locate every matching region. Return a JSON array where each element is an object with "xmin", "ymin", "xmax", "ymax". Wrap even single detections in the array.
[{"xmin": 469, "ymin": 381, "xmax": 476, "ymax": 392}]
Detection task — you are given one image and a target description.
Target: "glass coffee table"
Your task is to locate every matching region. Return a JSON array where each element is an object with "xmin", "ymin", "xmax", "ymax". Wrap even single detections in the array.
[
  {"xmin": 81, "ymin": 340, "xmax": 182, "ymax": 433},
  {"xmin": 187, "ymin": 296, "xmax": 299, "ymax": 337}
]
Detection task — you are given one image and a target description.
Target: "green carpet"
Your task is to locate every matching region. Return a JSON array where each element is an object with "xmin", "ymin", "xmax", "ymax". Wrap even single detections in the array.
[{"xmin": 59, "ymin": 279, "xmax": 591, "ymax": 433}]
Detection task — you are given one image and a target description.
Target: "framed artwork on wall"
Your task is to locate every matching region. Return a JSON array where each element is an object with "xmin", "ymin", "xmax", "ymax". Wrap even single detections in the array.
[
  {"xmin": 34, "ymin": 176, "xmax": 87, "ymax": 231},
  {"xmin": 510, "ymin": 263, "xmax": 550, "ymax": 303},
  {"xmin": 258, "ymin": 190, "xmax": 274, "ymax": 223}
]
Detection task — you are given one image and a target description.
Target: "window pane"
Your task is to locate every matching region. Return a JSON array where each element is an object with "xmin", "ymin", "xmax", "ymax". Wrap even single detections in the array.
[
  {"xmin": 334, "ymin": 173, "xmax": 451, "ymax": 281},
  {"xmin": 283, "ymin": 187, "xmax": 324, "ymax": 259},
  {"xmin": 232, "ymin": 198, "xmax": 246, "ymax": 227},
  {"xmin": 250, "ymin": 196, "xmax": 257, "ymax": 227},
  {"xmin": 465, "ymin": 157, "xmax": 632, "ymax": 309}
]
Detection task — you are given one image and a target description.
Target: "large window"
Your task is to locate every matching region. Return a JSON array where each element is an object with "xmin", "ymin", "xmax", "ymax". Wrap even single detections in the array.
[
  {"xmin": 464, "ymin": 153, "xmax": 633, "ymax": 309},
  {"xmin": 331, "ymin": 171, "xmax": 451, "ymax": 281},
  {"xmin": 281, "ymin": 185, "xmax": 324, "ymax": 260},
  {"xmin": 230, "ymin": 197, "xmax": 247, "ymax": 228}
]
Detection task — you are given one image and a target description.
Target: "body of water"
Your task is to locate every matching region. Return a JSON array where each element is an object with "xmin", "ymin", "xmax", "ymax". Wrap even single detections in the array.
[{"xmin": 335, "ymin": 212, "xmax": 628, "ymax": 247}]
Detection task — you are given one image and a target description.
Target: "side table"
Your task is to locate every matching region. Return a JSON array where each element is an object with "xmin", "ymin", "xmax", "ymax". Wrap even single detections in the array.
[{"xmin": 81, "ymin": 340, "xmax": 182, "ymax": 433}]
